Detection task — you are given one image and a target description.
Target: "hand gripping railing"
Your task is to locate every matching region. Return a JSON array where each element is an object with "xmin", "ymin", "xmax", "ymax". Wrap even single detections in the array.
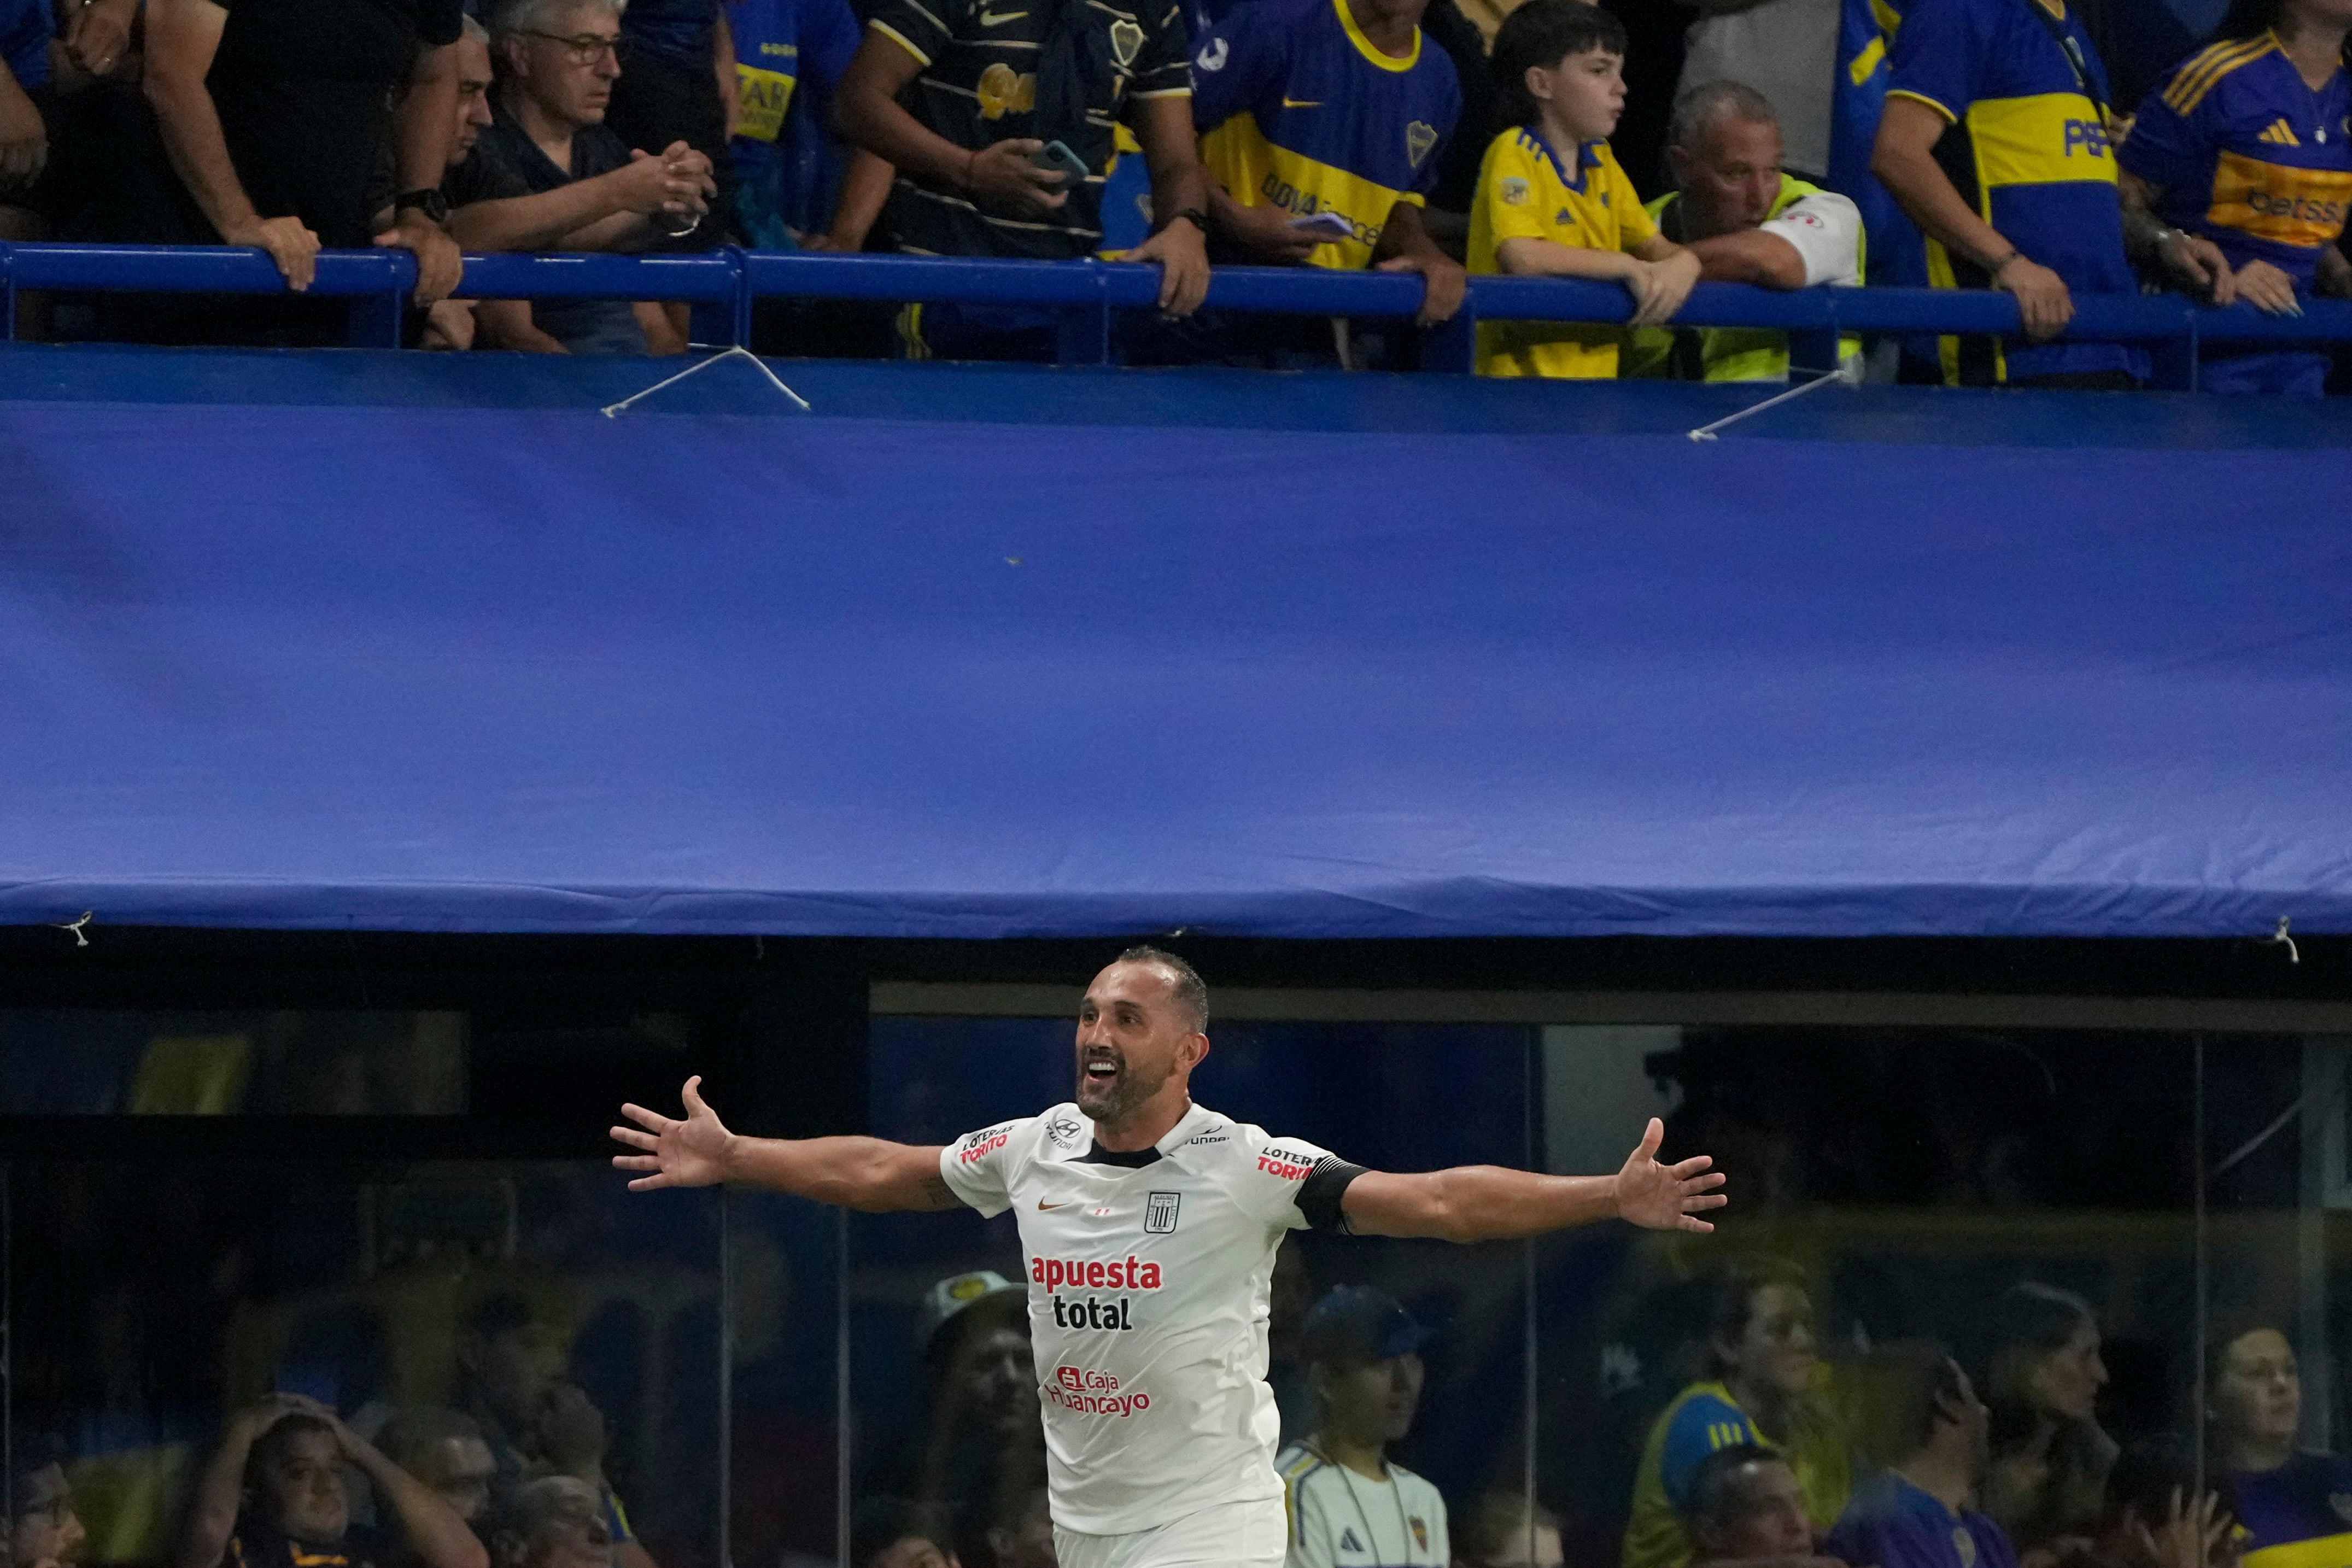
[{"xmin": 5, "ymin": 239, "xmax": 2351, "ymax": 385}]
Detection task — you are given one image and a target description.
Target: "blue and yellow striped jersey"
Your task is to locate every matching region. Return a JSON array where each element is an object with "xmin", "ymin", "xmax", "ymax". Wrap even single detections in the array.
[
  {"xmin": 1886, "ymin": 0, "xmax": 2143, "ymax": 383},
  {"xmin": 2121, "ymin": 34, "xmax": 2352, "ymax": 284},
  {"xmin": 1465, "ymin": 127, "xmax": 1655, "ymax": 377},
  {"xmin": 1191, "ymin": 0, "xmax": 1461, "ymax": 270}
]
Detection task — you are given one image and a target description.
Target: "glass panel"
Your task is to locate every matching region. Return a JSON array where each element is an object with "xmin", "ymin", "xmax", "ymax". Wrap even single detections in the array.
[
  {"xmin": 1534, "ymin": 1026, "xmax": 2202, "ymax": 1568},
  {"xmin": 728, "ymin": 1189, "xmax": 845, "ymax": 1568},
  {"xmin": 11, "ymin": 1160, "xmax": 721, "ymax": 1568},
  {"xmin": 854, "ymin": 1015, "xmax": 1534, "ymax": 1567},
  {"xmin": 0, "ymin": 1011, "xmax": 469, "ymax": 1115},
  {"xmin": 2197, "ymin": 1034, "xmax": 2348, "ymax": 1568}
]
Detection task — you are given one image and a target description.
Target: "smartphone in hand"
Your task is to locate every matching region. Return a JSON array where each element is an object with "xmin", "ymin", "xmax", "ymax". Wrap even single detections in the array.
[{"xmin": 1031, "ymin": 141, "xmax": 1091, "ymax": 187}]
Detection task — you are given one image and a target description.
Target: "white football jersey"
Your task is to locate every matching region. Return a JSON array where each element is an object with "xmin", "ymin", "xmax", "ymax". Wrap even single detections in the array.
[
  {"xmin": 937, "ymin": 1101, "xmax": 1340, "ymax": 1535},
  {"xmin": 1277, "ymin": 1444, "xmax": 1449, "ymax": 1568}
]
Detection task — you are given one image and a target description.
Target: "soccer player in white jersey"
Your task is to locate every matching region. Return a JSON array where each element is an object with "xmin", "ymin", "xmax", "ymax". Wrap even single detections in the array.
[{"xmin": 611, "ymin": 946, "xmax": 1727, "ymax": 1568}]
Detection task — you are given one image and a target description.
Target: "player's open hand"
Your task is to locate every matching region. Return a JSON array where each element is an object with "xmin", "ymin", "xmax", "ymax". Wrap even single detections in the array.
[
  {"xmin": 1614, "ymin": 1117, "xmax": 1726, "ymax": 1232},
  {"xmin": 612, "ymin": 1074, "xmax": 736, "ymax": 1190}
]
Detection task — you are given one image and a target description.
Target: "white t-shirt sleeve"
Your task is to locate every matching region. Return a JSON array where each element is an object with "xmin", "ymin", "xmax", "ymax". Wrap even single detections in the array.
[
  {"xmin": 937, "ymin": 1116, "xmax": 1034, "ymax": 1217},
  {"xmin": 1757, "ymin": 191, "xmax": 1863, "ymax": 287},
  {"xmin": 1235, "ymin": 1128, "xmax": 1340, "ymax": 1230}
]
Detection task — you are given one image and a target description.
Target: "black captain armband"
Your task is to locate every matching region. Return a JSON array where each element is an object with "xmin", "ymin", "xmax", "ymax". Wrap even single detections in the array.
[{"xmin": 1295, "ymin": 1158, "xmax": 1367, "ymax": 1233}]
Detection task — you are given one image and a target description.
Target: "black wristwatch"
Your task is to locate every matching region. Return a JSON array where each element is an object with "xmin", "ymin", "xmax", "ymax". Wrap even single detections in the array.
[
  {"xmin": 1157, "ymin": 207, "xmax": 1209, "ymax": 236},
  {"xmin": 393, "ymin": 188, "xmax": 450, "ymax": 225}
]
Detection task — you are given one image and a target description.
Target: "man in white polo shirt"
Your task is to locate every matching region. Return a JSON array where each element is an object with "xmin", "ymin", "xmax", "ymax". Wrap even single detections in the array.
[{"xmin": 611, "ymin": 947, "xmax": 1727, "ymax": 1568}]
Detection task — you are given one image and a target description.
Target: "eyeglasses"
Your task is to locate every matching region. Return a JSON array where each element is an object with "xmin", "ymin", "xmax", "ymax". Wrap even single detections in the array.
[{"xmin": 522, "ymin": 30, "xmax": 621, "ymax": 65}]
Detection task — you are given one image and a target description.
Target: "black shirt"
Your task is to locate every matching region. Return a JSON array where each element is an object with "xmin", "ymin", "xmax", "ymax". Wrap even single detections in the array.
[
  {"xmin": 444, "ymin": 98, "xmax": 650, "ymax": 354},
  {"xmin": 204, "ymin": 0, "xmax": 464, "ymax": 248},
  {"xmin": 865, "ymin": 0, "xmax": 1192, "ymax": 260}
]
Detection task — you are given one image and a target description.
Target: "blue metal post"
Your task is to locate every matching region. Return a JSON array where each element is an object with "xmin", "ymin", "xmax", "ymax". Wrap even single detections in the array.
[
  {"xmin": 1056, "ymin": 263, "xmax": 1114, "ymax": 366},
  {"xmin": 1421, "ymin": 296, "xmax": 1476, "ymax": 374}
]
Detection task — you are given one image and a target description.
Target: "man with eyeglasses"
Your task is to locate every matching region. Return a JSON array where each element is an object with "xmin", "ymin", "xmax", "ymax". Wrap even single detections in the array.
[
  {"xmin": 140, "ymin": 0, "xmax": 467, "ymax": 324},
  {"xmin": 445, "ymin": 0, "xmax": 722, "ymax": 353}
]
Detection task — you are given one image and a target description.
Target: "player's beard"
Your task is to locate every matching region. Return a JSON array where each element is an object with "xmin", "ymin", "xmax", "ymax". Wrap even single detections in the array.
[{"xmin": 1076, "ymin": 1052, "xmax": 1170, "ymax": 1125}]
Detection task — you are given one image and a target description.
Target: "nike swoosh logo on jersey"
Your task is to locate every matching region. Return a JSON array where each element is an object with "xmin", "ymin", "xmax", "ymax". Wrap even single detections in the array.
[
  {"xmin": 979, "ymin": 8, "xmax": 1028, "ymax": 23},
  {"xmin": 1038, "ymin": 1198, "xmax": 1069, "ymax": 1209},
  {"xmin": 1282, "ymin": 97, "xmax": 1320, "ymax": 108}
]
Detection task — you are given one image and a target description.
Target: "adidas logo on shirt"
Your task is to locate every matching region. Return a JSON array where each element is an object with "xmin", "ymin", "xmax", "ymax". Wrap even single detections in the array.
[{"xmin": 2260, "ymin": 118, "xmax": 2302, "ymax": 145}]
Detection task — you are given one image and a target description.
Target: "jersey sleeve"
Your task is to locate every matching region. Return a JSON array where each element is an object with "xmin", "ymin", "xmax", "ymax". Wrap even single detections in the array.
[
  {"xmin": 1478, "ymin": 136, "xmax": 1561, "ymax": 248},
  {"xmin": 869, "ymin": 0, "xmax": 972, "ymax": 68},
  {"xmin": 1233, "ymin": 1129, "xmax": 1339, "ymax": 1227},
  {"xmin": 1189, "ymin": 0, "xmax": 1290, "ymax": 133},
  {"xmin": 1130, "ymin": 0, "xmax": 1194, "ymax": 98},
  {"xmin": 1658, "ymin": 1393, "xmax": 1761, "ymax": 1511},
  {"xmin": 2116, "ymin": 68, "xmax": 2208, "ymax": 196},
  {"xmin": 937, "ymin": 1116, "xmax": 1034, "ymax": 1217},
  {"xmin": 803, "ymin": 0, "xmax": 867, "ymax": 94},
  {"xmin": 1759, "ymin": 191, "xmax": 1863, "ymax": 285},
  {"xmin": 1885, "ymin": 0, "xmax": 1984, "ymax": 125}
]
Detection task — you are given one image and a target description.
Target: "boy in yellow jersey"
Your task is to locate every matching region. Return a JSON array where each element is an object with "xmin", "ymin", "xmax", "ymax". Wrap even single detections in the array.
[{"xmin": 1467, "ymin": 0, "xmax": 1702, "ymax": 377}]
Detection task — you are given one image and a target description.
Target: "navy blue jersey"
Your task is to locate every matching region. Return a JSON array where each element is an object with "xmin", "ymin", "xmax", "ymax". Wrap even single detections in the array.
[
  {"xmin": 1191, "ymin": 0, "xmax": 1459, "ymax": 268},
  {"xmin": 1887, "ymin": 0, "xmax": 2143, "ymax": 382},
  {"xmin": 2122, "ymin": 35, "xmax": 2352, "ymax": 285}
]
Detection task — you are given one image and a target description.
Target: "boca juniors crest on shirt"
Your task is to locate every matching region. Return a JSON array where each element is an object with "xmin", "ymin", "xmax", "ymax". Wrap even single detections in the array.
[{"xmin": 1410, "ymin": 1516, "xmax": 1429, "ymax": 1552}]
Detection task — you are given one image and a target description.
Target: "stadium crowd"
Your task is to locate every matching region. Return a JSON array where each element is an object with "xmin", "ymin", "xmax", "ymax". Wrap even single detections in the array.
[
  {"xmin": 12, "ymin": 1254, "xmax": 2342, "ymax": 1568},
  {"xmin": 0, "ymin": 0, "xmax": 2345, "ymax": 378}
]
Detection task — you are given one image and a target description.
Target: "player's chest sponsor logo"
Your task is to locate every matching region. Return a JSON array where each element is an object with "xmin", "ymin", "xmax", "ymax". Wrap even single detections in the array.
[
  {"xmin": 1144, "ymin": 1190, "xmax": 1181, "ymax": 1233},
  {"xmin": 1047, "ymin": 1364, "xmax": 1151, "ymax": 1415},
  {"xmin": 1034, "ymin": 1253, "xmax": 1164, "ymax": 1330}
]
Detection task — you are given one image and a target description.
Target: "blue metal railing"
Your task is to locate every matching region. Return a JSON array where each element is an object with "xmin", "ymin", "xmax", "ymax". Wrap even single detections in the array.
[{"xmin": 5, "ymin": 239, "xmax": 2351, "ymax": 385}]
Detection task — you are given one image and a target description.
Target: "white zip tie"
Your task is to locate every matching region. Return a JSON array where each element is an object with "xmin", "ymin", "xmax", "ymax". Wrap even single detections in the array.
[
  {"xmin": 601, "ymin": 344, "xmax": 812, "ymax": 417},
  {"xmin": 1686, "ymin": 352, "xmax": 1862, "ymax": 442}
]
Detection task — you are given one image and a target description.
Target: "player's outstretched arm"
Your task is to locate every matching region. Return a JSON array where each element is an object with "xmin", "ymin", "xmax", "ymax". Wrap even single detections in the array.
[
  {"xmin": 611, "ymin": 1075, "xmax": 962, "ymax": 1213},
  {"xmin": 1338, "ymin": 1118, "xmax": 1725, "ymax": 1243}
]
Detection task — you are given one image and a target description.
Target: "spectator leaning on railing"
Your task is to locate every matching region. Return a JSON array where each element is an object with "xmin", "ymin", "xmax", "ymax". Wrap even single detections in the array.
[
  {"xmin": 447, "ymin": 0, "xmax": 719, "ymax": 354},
  {"xmin": 1186, "ymin": 0, "xmax": 1469, "ymax": 347},
  {"xmin": 367, "ymin": 15, "xmax": 495, "ymax": 350},
  {"xmin": 1466, "ymin": 0, "xmax": 1701, "ymax": 378},
  {"xmin": 1867, "ymin": 0, "xmax": 2221, "ymax": 387},
  {"xmin": 139, "ymin": 0, "xmax": 466, "ymax": 307},
  {"xmin": 724, "ymin": 0, "xmax": 863, "ymax": 249},
  {"xmin": 2118, "ymin": 0, "xmax": 2352, "ymax": 395},
  {"xmin": 829, "ymin": 0, "xmax": 1212, "ymax": 360},
  {"xmin": 1627, "ymin": 80, "xmax": 1863, "ymax": 382}
]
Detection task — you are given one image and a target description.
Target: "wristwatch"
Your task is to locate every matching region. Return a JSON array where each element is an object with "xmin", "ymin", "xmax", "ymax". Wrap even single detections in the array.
[
  {"xmin": 393, "ymin": 188, "xmax": 450, "ymax": 225},
  {"xmin": 1156, "ymin": 207, "xmax": 1209, "ymax": 236}
]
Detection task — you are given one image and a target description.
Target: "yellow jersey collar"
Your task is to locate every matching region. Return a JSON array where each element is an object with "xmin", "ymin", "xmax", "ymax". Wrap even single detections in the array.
[
  {"xmin": 1336, "ymin": 0, "xmax": 1421, "ymax": 73},
  {"xmin": 1523, "ymin": 124, "xmax": 1601, "ymax": 191}
]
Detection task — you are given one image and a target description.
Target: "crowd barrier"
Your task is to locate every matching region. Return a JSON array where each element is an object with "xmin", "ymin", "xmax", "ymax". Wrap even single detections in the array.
[{"xmin": 6, "ymin": 239, "xmax": 2352, "ymax": 387}]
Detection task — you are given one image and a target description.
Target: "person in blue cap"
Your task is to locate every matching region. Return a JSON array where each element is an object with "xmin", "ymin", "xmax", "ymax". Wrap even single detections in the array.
[{"xmin": 1274, "ymin": 1286, "xmax": 1448, "ymax": 1567}]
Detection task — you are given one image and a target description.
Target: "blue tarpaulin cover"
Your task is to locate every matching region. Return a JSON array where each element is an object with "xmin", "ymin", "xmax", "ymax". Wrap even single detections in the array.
[{"xmin": 1, "ymin": 347, "xmax": 2345, "ymax": 938}]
